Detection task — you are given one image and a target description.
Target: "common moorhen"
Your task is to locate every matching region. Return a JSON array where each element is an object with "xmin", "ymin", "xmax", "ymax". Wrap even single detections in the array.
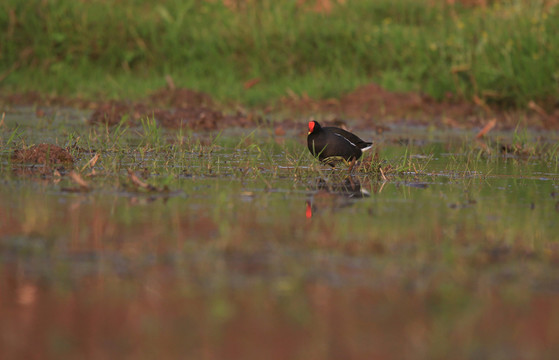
[{"xmin": 307, "ymin": 120, "xmax": 373, "ymax": 169}]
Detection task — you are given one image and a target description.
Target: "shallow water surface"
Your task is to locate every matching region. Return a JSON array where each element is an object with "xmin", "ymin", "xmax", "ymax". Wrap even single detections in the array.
[{"xmin": 1, "ymin": 107, "xmax": 559, "ymax": 359}]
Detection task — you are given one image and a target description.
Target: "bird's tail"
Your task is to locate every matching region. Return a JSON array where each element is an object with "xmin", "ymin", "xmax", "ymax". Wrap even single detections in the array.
[{"xmin": 361, "ymin": 142, "xmax": 374, "ymax": 152}]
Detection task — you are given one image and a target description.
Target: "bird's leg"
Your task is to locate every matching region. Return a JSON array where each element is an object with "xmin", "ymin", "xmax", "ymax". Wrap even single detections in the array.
[
  {"xmin": 347, "ymin": 175, "xmax": 356, "ymax": 188},
  {"xmin": 347, "ymin": 158, "xmax": 356, "ymax": 174}
]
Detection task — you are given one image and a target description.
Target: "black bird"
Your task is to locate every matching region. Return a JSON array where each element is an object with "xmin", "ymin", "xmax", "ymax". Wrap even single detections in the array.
[{"xmin": 307, "ymin": 120, "xmax": 373, "ymax": 169}]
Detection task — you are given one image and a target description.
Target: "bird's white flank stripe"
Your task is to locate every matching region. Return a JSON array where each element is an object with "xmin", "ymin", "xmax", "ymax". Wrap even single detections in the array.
[
  {"xmin": 334, "ymin": 133, "xmax": 356, "ymax": 147},
  {"xmin": 361, "ymin": 145, "xmax": 373, "ymax": 152}
]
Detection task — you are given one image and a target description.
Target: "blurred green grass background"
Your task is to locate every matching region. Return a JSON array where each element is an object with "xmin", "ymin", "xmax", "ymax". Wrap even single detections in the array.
[{"xmin": 1, "ymin": 0, "xmax": 558, "ymax": 108}]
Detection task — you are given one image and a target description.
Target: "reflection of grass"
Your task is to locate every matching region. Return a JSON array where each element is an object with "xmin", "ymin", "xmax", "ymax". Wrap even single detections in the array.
[
  {"xmin": 1, "ymin": 0, "xmax": 558, "ymax": 108},
  {"xmin": 3, "ymin": 122, "xmax": 559, "ymax": 358}
]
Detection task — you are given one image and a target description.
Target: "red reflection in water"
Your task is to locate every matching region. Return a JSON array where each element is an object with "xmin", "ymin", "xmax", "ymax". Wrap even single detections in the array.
[
  {"xmin": 306, "ymin": 201, "xmax": 313, "ymax": 218},
  {"xmin": 2, "ymin": 266, "xmax": 559, "ymax": 360}
]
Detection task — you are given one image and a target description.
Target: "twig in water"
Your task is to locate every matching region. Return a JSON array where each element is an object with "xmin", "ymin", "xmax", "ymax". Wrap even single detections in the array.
[
  {"xmin": 81, "ymin": 153, "xmax": 100, "ymax": 172},
  {"xmin": 475, "ymin": 118, "xmax": 497, "ymax": 139},
  {"xmin": 379, "ymin": 166, "xmax": 387, "ymax": 181},
  {"xmin": 127, "ymin": 169, "xmax": 160, "ymax": 192},
  {"xmin": 67, "ymin": 171, "xmax": 91, "ymax": 191}
]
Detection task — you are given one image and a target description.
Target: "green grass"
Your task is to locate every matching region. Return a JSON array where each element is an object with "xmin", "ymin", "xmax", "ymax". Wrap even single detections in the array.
[{"xmin": 1, "ymin": 0, "xmax": 558, "ymax": 108}]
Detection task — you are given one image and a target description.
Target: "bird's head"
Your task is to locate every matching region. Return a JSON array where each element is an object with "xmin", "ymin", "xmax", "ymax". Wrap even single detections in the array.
[{"xmin": 308, "ymin": 120, "xmax": 321, "ymax": 135}]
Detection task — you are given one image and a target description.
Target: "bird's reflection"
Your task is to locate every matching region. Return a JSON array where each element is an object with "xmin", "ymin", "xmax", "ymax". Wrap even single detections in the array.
[{"xmin": 306, "ymin": 176, "xmax": 376, "ymax": 218}]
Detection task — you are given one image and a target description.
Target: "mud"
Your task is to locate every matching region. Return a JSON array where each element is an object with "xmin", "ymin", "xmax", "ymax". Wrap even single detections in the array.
[
  {"xmin": 277, "ymin": 83, "xmax": 559, "ymax": 130},
  {"xmin": 11, "ymin": 143, "xmax": 74, "ymax": 165},
  {"xmin": 86, "ymin": 87, "xmax": 264, "ymax": 130},
  {"xmin": 88, "ymin": 102, "xmax": 261, "ymax": 130},
  {"xmin": 2, "ymin": 83, "xmax": 557, "ymax": 131},
  {"xmin": 148, "ymin": 87, "xmax": 215, "ymax": 108}
]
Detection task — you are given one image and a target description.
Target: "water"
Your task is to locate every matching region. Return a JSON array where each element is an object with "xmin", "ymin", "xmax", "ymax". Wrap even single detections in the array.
[{"xmin": 1, "ymin": 107, "xmax": 559, "ymax": 359}]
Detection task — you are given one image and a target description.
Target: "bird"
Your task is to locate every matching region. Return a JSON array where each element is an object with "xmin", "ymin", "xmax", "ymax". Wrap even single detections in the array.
[{"xmin": 307, "ymin": 120, "xmax": 373, "ymax": 170}]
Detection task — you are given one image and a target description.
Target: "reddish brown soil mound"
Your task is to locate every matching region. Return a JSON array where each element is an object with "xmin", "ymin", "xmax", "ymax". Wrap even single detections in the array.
[
  {"xmin": 2, "ymin": 84, "xmax": 557, "ymax": 130},
  {"xmin": 12, "ymin": 144, "xmax": 74, "ymax": 165},
  {"xmin": 149, "ymin": 88, "xmax": 214, "ymax": 109},
  {"xmin": 88, "ymin": 100, "xmax": 261, "ymax": 130},
  {"xmin": 1, "ymin": 91, "xmax": 95, "ymax": 109},
  {"xmin": 277, "ymin": 83, "xmax": 559, "ymax": 129},
  {"xmin": 339, "ymin": 84, "xmax": 475, "ymax": 120},
  {"xmin": 86, "ymin": 87, "xmax": 262, "ymax": 130},
  {"xmin": 279, "ymin": 84, "xmax": 473, "ymax": 127},
  {"xmin": 155, "ymin": 108, "xmax": 261, "ymax": 130}
]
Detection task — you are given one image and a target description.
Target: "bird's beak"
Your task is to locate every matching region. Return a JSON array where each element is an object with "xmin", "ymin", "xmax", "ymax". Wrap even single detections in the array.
[{"xmin": 307, "ymin": 131, "xmax": 311, "ymax": 135}]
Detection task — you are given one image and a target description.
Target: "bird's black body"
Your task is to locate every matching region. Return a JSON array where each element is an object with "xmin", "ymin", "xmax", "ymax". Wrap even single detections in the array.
[{"xmin": 307, "ymin": 120, "xmax": 373, "ymax": 166}]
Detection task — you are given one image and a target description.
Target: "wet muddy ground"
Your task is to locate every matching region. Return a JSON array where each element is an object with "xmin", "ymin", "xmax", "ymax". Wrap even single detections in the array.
[
  {"xmin": 1, "ymin": 104, "xmax": 559, "ymax": 359},
  {"xmin": 3, "ymin": 82, "xmax": 559, "ymax": 131}
]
